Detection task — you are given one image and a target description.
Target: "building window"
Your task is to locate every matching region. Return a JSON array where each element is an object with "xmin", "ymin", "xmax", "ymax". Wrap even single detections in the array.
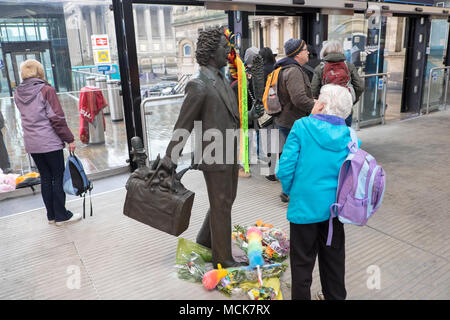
[{"xmin": 183, "ymin": 44, "xmax": 191, "ymax": 56}]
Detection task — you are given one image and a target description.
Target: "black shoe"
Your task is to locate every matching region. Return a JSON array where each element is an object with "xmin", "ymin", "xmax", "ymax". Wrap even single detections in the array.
[
  {"xmin": 216, "ymin": 259, "xmax": 247, "ymax": 268},
  {"xmin": 280, "ymin": 192, "xmax": 289, "ymax": 203},
  {"xmin": 265, "ymin": 174, "xmax": 277, "ymax": 182}
]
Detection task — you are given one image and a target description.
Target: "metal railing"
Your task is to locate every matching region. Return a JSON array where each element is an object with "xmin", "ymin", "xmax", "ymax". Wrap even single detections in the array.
[
  {"xmin": 425, "ymin": 66, "xmax": 450, "ymax": 115},
  {"xmin": 140, "ymin": 94, "xmax": 184, "ymax": 166},
  {"xmin": 72, "ymin": 69, "xmax": 107, "ymax": 92},
  {"xmin": 356, "ymin": 72, "xmax": 389, "ymax": 131}
]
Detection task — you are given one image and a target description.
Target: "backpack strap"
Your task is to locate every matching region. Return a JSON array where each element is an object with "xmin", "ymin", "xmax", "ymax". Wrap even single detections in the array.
[
  {"xmin": 348, "ymin": 127, "xmax": 359, "ymax": 153},
  {"xmin": 327, "ymin": 128, "xmax": 359, "ymax": 247},
  {"xmin": 89, "ymin": 189, "xmax": 93, "ymax": 217},
  {"xmin": 302, "ymin": 64, "xmax": 315, "ymax": 73},
  {"xmin": 82, "ymin": 194, "xmax": 86, "ymax": 219}
]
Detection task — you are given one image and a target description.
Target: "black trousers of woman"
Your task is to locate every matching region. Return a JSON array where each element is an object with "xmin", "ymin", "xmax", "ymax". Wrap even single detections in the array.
[
  {"xmin": 31, "ymin": 149, "xmax": 72, "ymax": 222},
  {"xmin": 290, "ymin": 219, "xmax": 346, "ymax": 300}
]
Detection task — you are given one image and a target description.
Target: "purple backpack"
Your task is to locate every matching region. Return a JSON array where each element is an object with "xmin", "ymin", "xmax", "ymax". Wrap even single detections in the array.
[{"xmin": 327, "ymin": 127, "xmax": 386, "ymax": 246}]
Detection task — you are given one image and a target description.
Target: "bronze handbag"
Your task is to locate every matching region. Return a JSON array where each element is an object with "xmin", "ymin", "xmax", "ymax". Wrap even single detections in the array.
[{"xmin": 123, "ymin": 155, "xmax": 195, "ymax": 237}]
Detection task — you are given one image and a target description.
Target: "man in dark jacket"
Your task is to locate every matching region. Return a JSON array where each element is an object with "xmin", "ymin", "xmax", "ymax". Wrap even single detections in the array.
[
  {"xmin": 275, "ymin": 39, "xmax": 316, "ymax": 137},
  {"xmin": 274, "ymin": 38, "xmax": 317, "ymax": 202}
]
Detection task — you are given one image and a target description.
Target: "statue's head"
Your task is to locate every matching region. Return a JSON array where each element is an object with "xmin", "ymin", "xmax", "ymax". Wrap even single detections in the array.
[{"xmin": 195, "ymin": 26, "xmax": 229, "ymax": 69}]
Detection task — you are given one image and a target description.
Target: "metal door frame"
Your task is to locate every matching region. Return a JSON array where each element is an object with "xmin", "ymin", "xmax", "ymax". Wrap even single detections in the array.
[
  {"xmin": 1, "ymin": 40, "xmax": 56, "ymax": 96},
  {"xmin": 10, "ymin": 51, "xmax": 41, "ymax": 86}
]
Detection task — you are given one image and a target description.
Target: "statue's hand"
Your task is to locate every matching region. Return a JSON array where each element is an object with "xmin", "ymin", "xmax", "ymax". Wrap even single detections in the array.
[
  {"xmin": 248, "ymin": 100, "xmax": 265, "ymax": 120},
  {"xmin": 160, "ymin": 155, "xmax": 177, "ymax": 173}
]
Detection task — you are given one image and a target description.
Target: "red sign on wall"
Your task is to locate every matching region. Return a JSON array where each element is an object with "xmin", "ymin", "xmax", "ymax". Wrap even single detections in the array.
[
  {"xmin": 95, "ymin": 38, "xmax": 108, "ymax": 46},
  {"xmin": 91, "ymin": 34, "xmax": 109, "ymax": 50}
]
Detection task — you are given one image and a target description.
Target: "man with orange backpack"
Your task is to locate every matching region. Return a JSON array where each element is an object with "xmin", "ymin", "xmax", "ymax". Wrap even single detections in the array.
[{"xmin": 263, "ymin": 38, "xmax": 318, "ymax": 202}]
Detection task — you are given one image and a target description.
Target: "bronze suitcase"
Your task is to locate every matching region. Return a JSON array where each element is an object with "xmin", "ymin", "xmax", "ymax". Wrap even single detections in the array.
[{"xmin": 123, "ymin": 162, "xmax": 195, "ymax": 237}]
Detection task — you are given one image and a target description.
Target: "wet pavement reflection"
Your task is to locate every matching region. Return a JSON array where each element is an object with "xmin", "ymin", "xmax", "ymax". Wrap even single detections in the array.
[{"xmin": 1, "ymin": 93, "xmax": 185, "ymax": 175}]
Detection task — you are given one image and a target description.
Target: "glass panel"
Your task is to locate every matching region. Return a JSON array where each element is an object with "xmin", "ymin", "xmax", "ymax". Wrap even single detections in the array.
[
  {"xmin": 25, "ymin": 24, "xmax": 38, "ymax": 41},
  {"xmin": 422, "ymin": 19, "xmax": 449, "ymax": 112},
  {"xmin": 6, "ymin": 25, "xmax": 22, "ymax": 42},
  {"xmin": 0, "ymin": 48, "xmax": 9, "ymax": 98},
  {"xmin": 136, "ymin": 4, "xmax": 228, "ymax": 166},
  {"xmin": 41, "ymin": 49, "xmax": 54, "ymax": 86},
  {"xmin": 384, "ymin": 17, "xmax": 406, "ymax": 121},
  {"xmin": 329, "ymin": 13, "xmax": 388, "ymax": 126},
  {"xmin": 5, "ymin": 53, "xmax": 15, "ymax": 91},
  {"xmin": 1, "ymin": 0, "xmax": 127, "ymax": 179},
  {"xmin": 14, "ymin": 54, "xmax": 26, "ymax": 83},
  {"xmin": 39, "ymin": 25, "xmax": 48, "ymax": 40}
]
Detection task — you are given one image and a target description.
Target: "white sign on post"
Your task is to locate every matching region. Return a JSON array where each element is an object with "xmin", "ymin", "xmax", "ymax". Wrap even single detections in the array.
[{"xmin": 91, "ymin": 34, "xmax": 111, "ymax": 65}]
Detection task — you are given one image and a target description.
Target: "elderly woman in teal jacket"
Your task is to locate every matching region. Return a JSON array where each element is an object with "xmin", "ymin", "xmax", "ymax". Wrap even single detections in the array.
[{"xmin": 276, "ymin": 84, "xmax": 360, "ymax": 300}]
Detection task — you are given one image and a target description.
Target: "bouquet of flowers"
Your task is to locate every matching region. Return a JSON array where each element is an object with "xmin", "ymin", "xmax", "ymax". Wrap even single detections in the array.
[
  {"xmin": 248, "ymin": 286, "xmax": 278, "ymax": 300},
  {"xmin": 216, "ymin": 263, "xmax": 287, "ymax": 296},
  {"xmin": 232, "ymin": 220, "xmax": 290, "ymax": 263},
  {"xmin": 175, "ymin": 252, "xmax": 208, "ymax": 283}
]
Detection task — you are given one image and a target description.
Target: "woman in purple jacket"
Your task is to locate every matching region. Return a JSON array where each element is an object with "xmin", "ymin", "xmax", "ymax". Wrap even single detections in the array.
[{"xmin": 15, "ymin": 59, "xmax": 81, "ymax": 226}]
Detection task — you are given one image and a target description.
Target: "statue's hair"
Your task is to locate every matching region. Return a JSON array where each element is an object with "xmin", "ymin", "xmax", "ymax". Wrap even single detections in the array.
[{"xmin": 195, "ymin": 26, "xmax": 225, "ymax": 66}]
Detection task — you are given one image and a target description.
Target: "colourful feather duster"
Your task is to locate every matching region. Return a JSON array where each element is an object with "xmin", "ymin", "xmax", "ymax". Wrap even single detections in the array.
[
  {"xmin": 224, "ymin": 28, "xmax": 249, "ymax": 173},
  {"xmin": 246, "ymin": 227, "xmax": 264, "ymax": 268}
]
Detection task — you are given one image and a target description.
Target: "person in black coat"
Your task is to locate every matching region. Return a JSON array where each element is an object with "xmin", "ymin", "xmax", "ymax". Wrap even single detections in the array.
[
  {"xmin": 0, "ymin": 110, "xmax": 12, "ymax": 173},
  {"xmin": 258, "ymin": 47, "xmax": 280, "ymax": 182},
  {"xmin": 259, "ymin": 47, "xmax": 276, "ymax": 83},
  {"xmin": 302, "ymin": 44, "xmax": 321, "ymax": 82}
]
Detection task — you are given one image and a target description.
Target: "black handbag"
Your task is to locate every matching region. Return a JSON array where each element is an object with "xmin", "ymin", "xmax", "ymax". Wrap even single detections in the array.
[{"xmin": 123, "ymin": 156, "xmax": 195, "ymax": 237}]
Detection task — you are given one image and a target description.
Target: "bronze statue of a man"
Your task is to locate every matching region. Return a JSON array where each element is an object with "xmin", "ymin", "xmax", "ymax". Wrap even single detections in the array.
[{"xmin": 161, "ymin": 27, "xmax": 246, "ymax": 268}]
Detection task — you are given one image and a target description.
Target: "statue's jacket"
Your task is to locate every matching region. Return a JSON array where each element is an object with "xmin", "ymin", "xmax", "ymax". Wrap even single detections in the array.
[{"xmin": 165, "ymin": 65, "xmax": 241, "ymax": 171}]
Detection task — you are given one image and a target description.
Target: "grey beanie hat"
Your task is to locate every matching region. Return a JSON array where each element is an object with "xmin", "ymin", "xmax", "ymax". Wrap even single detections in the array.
[
  {"xmin": 244, "ymin": 46, "xmax": 259, "ymax": 67},
  {"xmin": 284, "ymin": 38, "xmax": 306, "ymax": 57}
]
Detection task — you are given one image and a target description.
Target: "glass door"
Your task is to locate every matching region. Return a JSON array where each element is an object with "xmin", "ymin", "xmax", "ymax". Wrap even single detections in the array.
[
  {"xmin": 4, "ymin": 50, "xmax": 54, "ymax": 95},
  {"xmin": 6, "ymin": 51, "xmax": 40, "ymax": 92},
  {"xmin": 422, "ymin": 18, "xmax": 449, "ymax": 112}
]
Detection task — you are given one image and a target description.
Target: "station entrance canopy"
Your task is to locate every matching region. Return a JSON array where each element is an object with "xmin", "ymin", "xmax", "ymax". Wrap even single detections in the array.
[{"xmin": 200, "ymin": 0, "xmax": 450, "ymax": 15}]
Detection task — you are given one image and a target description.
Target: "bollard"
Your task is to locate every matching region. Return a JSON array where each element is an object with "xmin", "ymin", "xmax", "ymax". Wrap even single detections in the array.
[
  {"xmin": 107, "ymin": 80, "xmax": 124, "ymax": 121},
  {"xmin": 86, "ymin": 76, "xmax": 96, "ymax": 87},
  {"xmin": 96, "ymin": 77, "xmax": 109, "ymax": 114},
  {"xmin": 88, "ymin": 109, "xmax": 105, "ymax": 144}
]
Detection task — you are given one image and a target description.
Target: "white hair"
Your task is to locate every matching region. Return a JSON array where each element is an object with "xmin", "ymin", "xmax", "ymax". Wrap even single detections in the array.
[
  {"xmin": 20, "ymin": 59, "xmax": 45, "ymax": 80},
  {"xmin": 320, "ymin": 40, "xmax": 344, "ymax": 60},
  {"xmin": 318, "ymin": 84, "xmax": 353, "ymax": 119}
]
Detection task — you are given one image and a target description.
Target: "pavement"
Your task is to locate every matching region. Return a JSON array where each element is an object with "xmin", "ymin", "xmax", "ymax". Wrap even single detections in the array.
[{"xmin": 1, "ymin": 109, "xmax": 449, "ymax": 300}]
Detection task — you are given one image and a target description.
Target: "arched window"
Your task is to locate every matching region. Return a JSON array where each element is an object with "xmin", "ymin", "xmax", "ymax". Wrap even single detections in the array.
[{"xmin": 183, "ymin": 44, "xmax": 192, "ymax": 57}]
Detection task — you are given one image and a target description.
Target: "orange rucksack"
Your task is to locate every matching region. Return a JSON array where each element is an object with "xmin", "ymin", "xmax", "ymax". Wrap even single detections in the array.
[{"xmin": 262, "ymin": 66, "xmax": 284, "ymax": 115}]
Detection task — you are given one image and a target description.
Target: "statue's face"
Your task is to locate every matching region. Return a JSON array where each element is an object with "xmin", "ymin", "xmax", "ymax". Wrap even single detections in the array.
[{"xmin": 212, "ymin": 35, "xmax": 230, "ymax": 69}]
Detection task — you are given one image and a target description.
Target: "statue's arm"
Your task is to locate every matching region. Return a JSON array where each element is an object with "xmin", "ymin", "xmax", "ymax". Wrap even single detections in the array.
[{"xmin": 163, "ymin": 79, "xmax": 206, "ymax": 170}]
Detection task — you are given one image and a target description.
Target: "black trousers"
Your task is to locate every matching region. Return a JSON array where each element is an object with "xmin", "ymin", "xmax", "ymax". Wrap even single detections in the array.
[
  {"xmin": 196, "ymin": 165, "xmax": 239, "ymax": 267},
  {"xmin": 31, "ymin": 149, "xmax": 72, "ymax": 222},
  {"xmin": 290, "ymin": 219, "xmax": 346, "ymax": 300}
]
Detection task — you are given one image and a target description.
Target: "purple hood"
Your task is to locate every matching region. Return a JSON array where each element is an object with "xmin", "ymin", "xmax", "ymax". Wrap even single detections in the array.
[
  {"xmin": 14, "ymin": 78, "xmax": 73, "ymax": 154},
  {"xmin": 15, "ymin": 78, "xmax": 48, "ymax": 105}
]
